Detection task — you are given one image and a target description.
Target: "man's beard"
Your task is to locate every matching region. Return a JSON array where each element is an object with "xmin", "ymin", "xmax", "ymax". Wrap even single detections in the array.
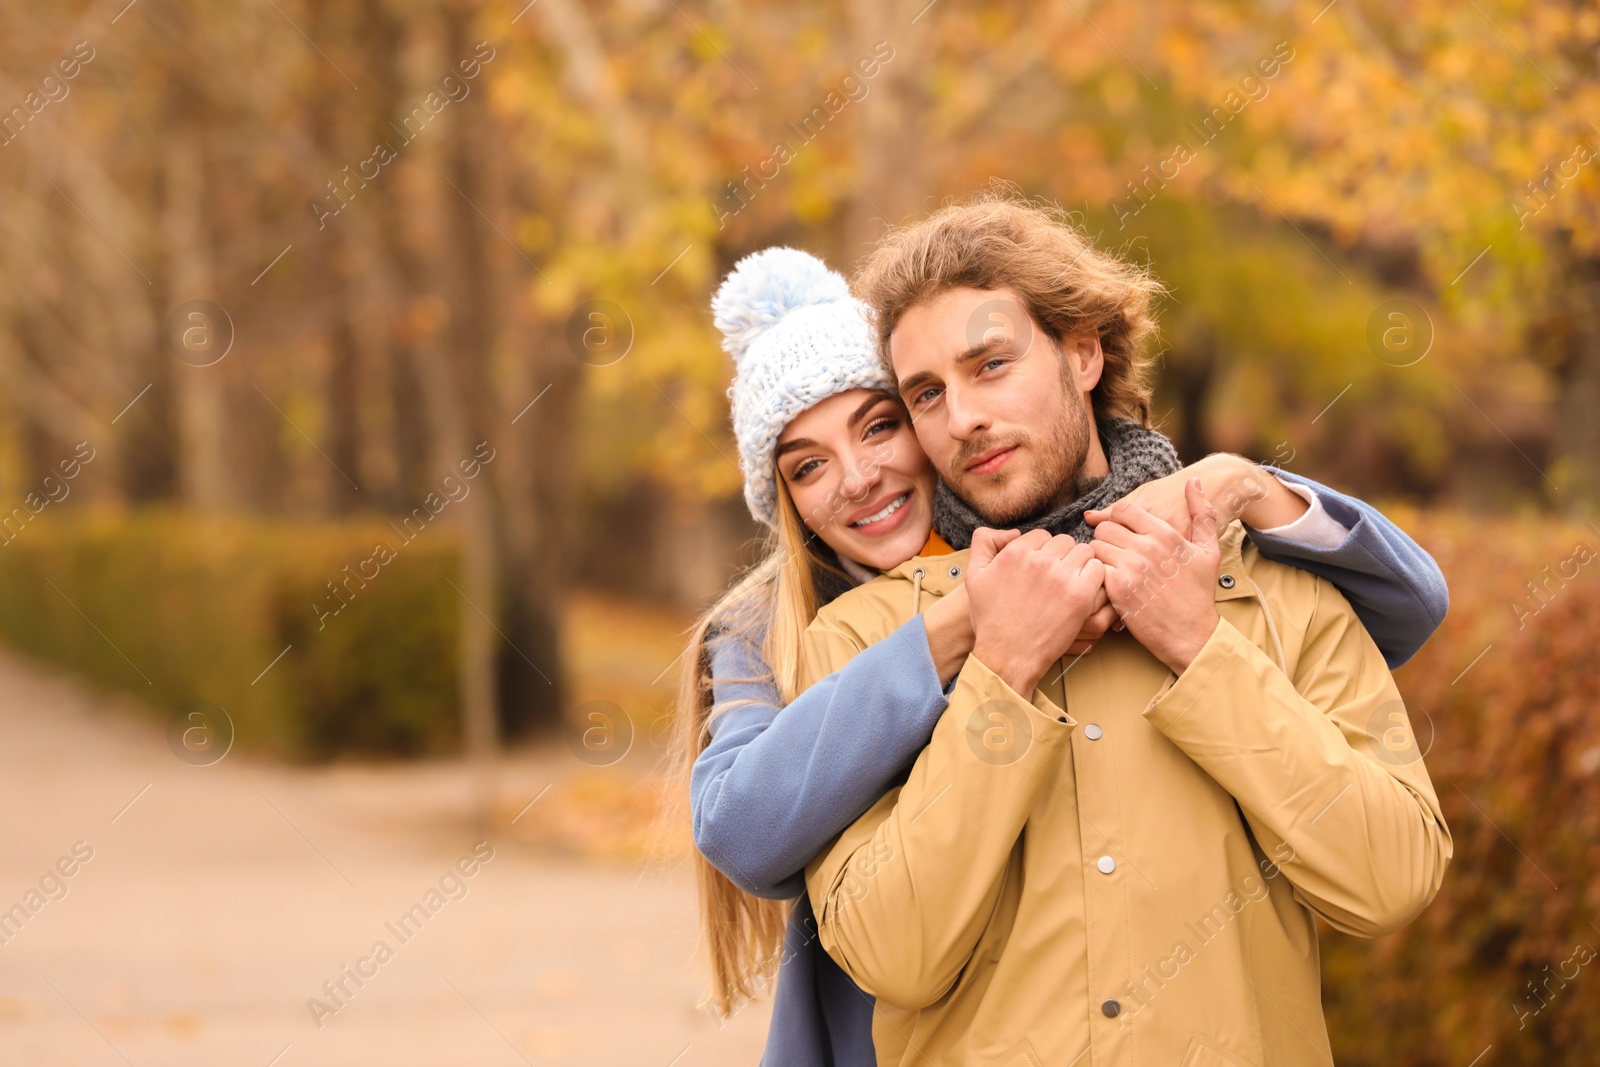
[{"xmin": 950, "ymin": 387, "xmax": 1099, "ymax": 526}]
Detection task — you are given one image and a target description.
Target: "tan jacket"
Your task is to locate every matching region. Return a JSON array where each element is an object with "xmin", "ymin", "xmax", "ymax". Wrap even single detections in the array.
[{"xmin": 801, "ymin": 522, "xmax": 1450, "ymax": 1067}]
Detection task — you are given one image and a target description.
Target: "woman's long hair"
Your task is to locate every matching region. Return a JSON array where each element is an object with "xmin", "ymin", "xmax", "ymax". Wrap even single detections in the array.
[{"xmin": 669, "ymin": 472, "xmax": 853, "ymax": 1018}]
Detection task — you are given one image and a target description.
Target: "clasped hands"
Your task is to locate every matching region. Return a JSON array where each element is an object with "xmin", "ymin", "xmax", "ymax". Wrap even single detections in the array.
[{"xmin": 959, "ymin": 477, "xmax": 1225, "ymax": 697}]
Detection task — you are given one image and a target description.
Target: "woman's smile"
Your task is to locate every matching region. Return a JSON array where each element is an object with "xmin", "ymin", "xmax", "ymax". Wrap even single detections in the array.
[{"xmin": 848, "ymin": 490, "xmax": 913, "ymax": 535}]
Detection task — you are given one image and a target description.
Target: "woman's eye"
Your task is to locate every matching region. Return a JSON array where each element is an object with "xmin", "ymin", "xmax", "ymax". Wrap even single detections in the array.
[
  {"xmin": 865, "ymin": 417, "xmax": 899, "ymax": 438},
  {"xmin": 793, "ymin": 459, "xmax": 820, "ymax": 479}
]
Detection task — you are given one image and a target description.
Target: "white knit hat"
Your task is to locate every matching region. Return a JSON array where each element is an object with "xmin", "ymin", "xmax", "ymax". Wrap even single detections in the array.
[{"xmin": 712, "ymin": 247, "xmax": 896, "ymax": 529}]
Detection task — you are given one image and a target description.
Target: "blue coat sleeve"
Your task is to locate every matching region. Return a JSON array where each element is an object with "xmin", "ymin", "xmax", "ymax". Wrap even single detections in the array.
[
  {"xmin": 1244, "ymin": 468, "xmax": 1449, "ymax": 669},
  {"xmin": 691, "ymin": 613, "xmax": 952, "ymax": 900}
]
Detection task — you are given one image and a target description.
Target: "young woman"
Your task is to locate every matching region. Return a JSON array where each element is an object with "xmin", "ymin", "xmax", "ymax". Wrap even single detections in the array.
[{"xmin": 674, "ymin": 248, "xmax": 1447, "ymax": 1066}]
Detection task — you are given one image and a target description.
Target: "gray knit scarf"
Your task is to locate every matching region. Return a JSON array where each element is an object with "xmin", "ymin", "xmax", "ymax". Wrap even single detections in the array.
[{"xmin": 932, "ymin": 418, "xmax": 1182, "ymax": 549}]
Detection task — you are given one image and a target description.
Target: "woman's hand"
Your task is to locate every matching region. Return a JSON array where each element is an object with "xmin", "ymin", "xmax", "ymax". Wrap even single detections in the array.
[
  {"xmin": 1087, "ymin": 453, "xmax": 1307, "ymax": 538},
  {"xmin": 922, "ymin": 582, "xmax": 974, "ymax": 685}
]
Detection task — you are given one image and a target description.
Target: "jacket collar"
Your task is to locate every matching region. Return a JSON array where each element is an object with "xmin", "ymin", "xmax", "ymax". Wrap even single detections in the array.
[{"xmin": 1214, "ymin": 522, "xmax": 1257, "ymax": 603}]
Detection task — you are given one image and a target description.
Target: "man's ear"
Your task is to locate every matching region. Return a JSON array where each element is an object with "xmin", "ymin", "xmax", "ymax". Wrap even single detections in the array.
[{"xmin": 1061, "ymin": 330, "xmax": 1104, "ymax": 394}]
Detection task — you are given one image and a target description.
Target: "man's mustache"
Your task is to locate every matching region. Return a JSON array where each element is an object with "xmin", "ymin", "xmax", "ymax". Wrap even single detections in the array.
[{"xmin": 954, "ymin": 435, "xmax": 1025, "ymax": 470}]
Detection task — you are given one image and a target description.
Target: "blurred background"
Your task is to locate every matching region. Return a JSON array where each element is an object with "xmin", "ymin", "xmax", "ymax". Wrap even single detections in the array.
[{"xmin": 0, "ymin": 0, "xmax": 1596, "ymax": 1063}]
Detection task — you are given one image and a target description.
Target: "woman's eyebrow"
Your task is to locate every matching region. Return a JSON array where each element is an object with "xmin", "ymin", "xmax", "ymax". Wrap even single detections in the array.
[
  {"xmin": 847, "ymin": 394, "xmax": 890, "ymax": 427},
  {"xmin": 774, "ymin": 437, "xmax": 815, "ymax": 460},
  {"xmin": 775, "ymin": 397, "xmax": 892, "ymax": 459}
]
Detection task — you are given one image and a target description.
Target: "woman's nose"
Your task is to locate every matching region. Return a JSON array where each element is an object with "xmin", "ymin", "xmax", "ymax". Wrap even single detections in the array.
[{"xmin": 837, "ymin": 447, "xmax": 882, "ymax": 501}]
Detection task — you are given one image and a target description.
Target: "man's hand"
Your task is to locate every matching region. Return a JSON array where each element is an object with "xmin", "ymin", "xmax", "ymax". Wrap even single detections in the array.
[
  {"xmin": 965, "ymin": 527, "xmax": 1107, "ymax": 697},
  {"xmin": 1066, "ymin": 594, "xmax": 1118, "ymax": 656},
  {"xmin": 1087, "ymin": 453, "xmax": 1307, "ymax": 538},
  {"xmin": 1090, "ymin": 478, "xmax": 1223, "ymax": 675}
]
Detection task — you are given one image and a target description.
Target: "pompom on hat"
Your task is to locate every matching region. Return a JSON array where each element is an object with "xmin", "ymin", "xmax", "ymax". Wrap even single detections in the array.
[{"xmin": 712, "ymin": 247, "xmax": 895, "ymax": 529}]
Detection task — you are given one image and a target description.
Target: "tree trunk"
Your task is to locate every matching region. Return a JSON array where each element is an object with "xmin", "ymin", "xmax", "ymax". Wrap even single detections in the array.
[
  {"xmin": 1548, "ymin": 255, "xmax": 1600, "ymax": 509},
  {"xmin": 846, "ymin": 0, "xmax": 928, "ymax": 256},
  {"xmin": 1163, "ymin": 334, "xmax": 1217, "ymax": 464},
  {"xmin": 161, "ymin": 130, "xmax": 235, "ymax": 511}
]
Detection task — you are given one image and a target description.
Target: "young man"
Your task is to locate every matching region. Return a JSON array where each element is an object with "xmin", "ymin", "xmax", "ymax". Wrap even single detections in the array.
[{"xmin": 799, "ymin": 194, "xmax": 1451, "ymax": 1066}]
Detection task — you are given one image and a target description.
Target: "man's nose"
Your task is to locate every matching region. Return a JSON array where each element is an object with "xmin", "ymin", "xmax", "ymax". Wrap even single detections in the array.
[{"xmin": 943, "ymin": 384, "xmax": 988, "ymax": 439}]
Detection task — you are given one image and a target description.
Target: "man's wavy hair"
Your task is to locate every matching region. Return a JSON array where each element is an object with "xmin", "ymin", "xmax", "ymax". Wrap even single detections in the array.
[{"xmin": 854, "ymin": 188, "xmax": 1164, "ymax": 427}]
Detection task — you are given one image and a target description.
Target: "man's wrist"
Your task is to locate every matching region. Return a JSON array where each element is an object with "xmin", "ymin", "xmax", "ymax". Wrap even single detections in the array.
[
  {"xmin": 971, "ymin": 643, "xmax": 1044, "ymax": 699},
  {"xmin": 1157, "ymin": 613, "xmax": 1221, "ymax": 675}
]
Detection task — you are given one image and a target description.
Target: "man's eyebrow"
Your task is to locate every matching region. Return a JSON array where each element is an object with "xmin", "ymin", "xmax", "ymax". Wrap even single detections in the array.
[
  {"xmin": 897, "ymin": 336, "xmax": 1009, "ymax": 397},
  {"xmin": 897, "ymin": 369, "xmax": 934, "ymax": 398},
  {"xmin": 954, "ymin": 336, "xmax": 1011, "ymax": 365}
]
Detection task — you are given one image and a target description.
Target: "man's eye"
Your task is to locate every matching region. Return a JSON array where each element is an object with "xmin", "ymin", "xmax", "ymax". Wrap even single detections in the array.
[
  {"xmin": 915, "ymin": 387, "xmax": 941, "ymax": 406},
  {"xmin": 983, "ymin": 357, "xmax": 1008, "ymax": 372}
]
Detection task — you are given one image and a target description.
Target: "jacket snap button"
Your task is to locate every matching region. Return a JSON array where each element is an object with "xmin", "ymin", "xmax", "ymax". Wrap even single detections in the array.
[
  {"xmin": 1084, "ymin": 723, "xmax": 1103, "ymax": 740},
  {"xmin": 1101, "ymin": 998, "xmax": 1121, "ymax": 1018},
  {"xmin": 1096, "ymin": 855, "xmax": 1116, "ymax": 874},
  {"xmin": 1218, "ymin": 574, "xmax": 1236, "ymax": 589},
  {"xmin": 948, "ymin": 565, "xmax": 962, "ymax": 578}
]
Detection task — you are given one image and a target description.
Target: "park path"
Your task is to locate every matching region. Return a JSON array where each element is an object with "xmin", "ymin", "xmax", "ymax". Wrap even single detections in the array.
[{"xmin": 0, "ymin": 648, "xmax": 771, "ymax": 1066}]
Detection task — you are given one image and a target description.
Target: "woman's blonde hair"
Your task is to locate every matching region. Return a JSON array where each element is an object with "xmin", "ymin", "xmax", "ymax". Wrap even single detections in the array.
[
  {"xmin": 854, "ymin": 186, "xmax": 1164, "ymax": 426},
  {"xmin": 668, "ymin": 471, "xmax": 853, "ymax": 1017}
]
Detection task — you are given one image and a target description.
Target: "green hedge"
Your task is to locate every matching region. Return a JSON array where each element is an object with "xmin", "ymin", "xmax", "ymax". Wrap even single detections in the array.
[{"xmin": 0, "ymin": 510, "xmax": 461, "ymax": 761}]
